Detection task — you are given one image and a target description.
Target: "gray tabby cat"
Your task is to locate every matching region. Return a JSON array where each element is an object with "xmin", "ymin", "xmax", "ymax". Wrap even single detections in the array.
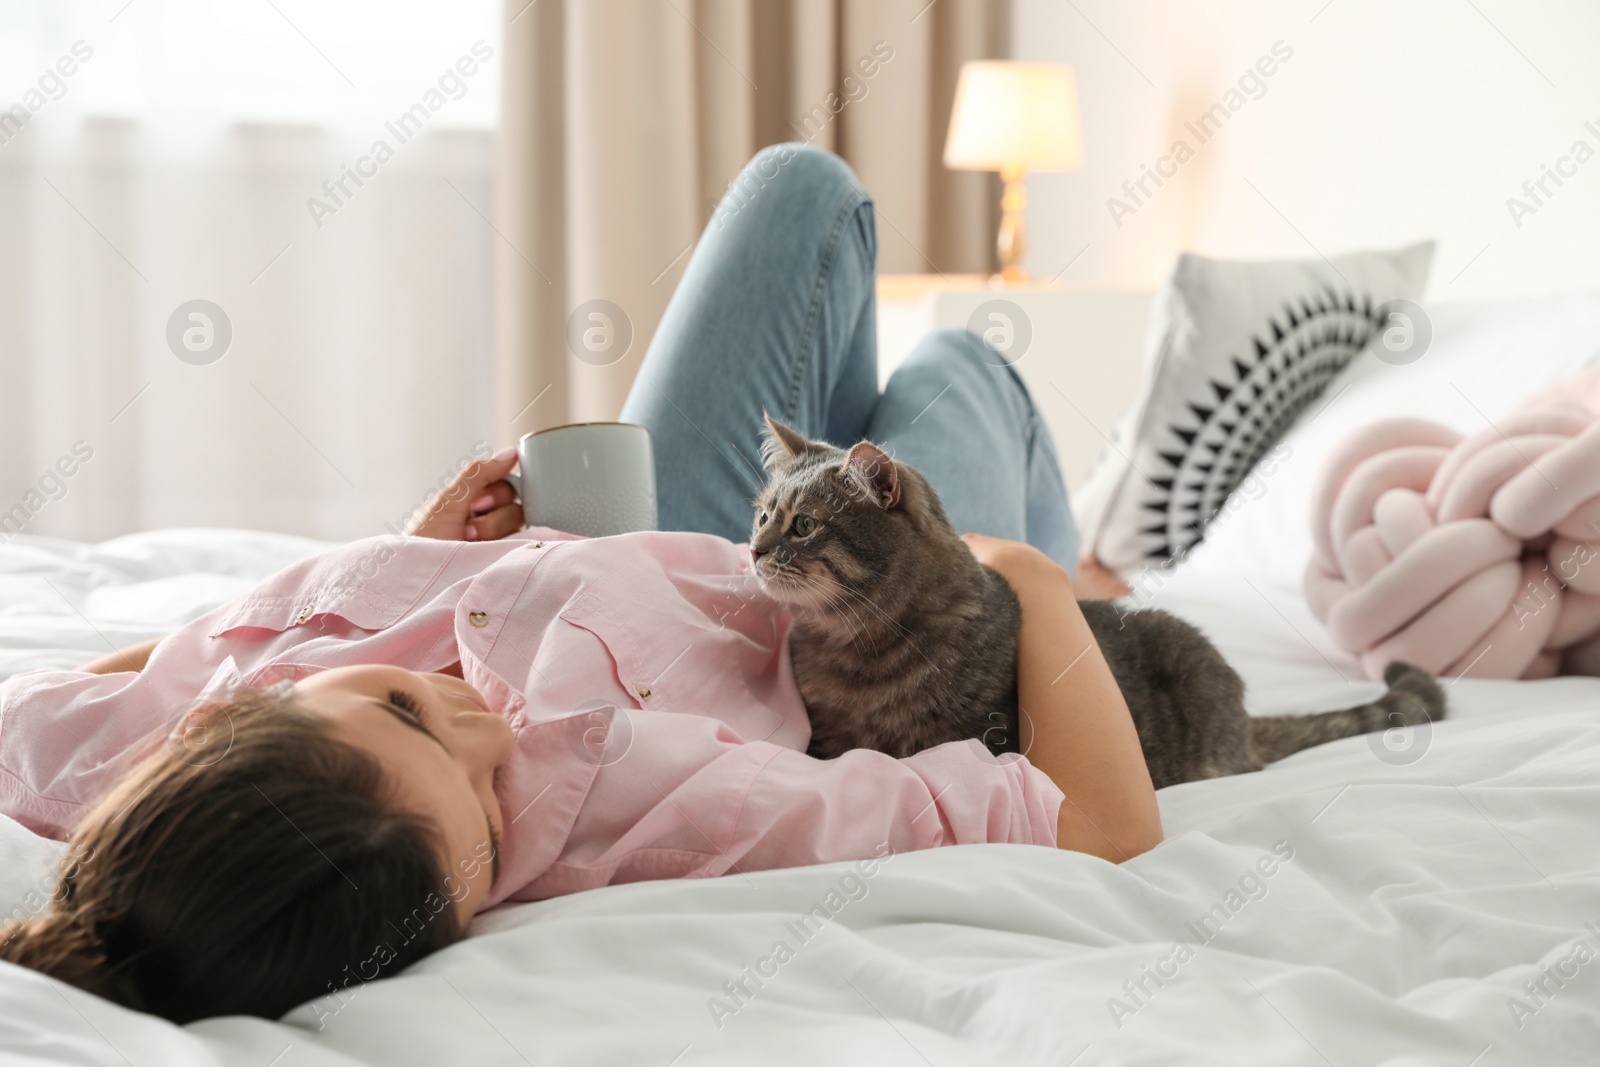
[{"xmin": 750, "ymin": 416, "xmax": 1445, "ymax": 788}]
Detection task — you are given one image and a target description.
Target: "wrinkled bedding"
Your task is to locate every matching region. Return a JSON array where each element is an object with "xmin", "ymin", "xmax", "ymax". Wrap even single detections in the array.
[{"xmin": 1, "ymin": 527, "xmax": 1596, "ymax": 1065}]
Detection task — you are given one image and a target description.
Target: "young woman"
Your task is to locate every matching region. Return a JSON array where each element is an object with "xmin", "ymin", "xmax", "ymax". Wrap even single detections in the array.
[{"xmin": 0, "ymin": 144, "xmax": 1159, "ymax": 1023}]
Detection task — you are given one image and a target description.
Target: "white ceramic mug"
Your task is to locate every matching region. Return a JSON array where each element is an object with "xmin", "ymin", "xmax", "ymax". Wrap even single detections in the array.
[{"xmin": 505, "ymin": 422, "xmax": 658, "ymax": 537}]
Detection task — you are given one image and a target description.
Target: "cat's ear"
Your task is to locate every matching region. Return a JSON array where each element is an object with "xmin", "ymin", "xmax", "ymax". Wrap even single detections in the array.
[
  {"xmin": 842, "ymin": 441, "xmax": 900, "ymax": 509},
  {"xmin": 761, "ymin": 413, "xmax": 812, "ymax": 469}
]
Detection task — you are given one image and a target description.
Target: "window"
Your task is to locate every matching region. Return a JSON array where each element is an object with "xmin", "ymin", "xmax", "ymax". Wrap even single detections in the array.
[{"xmin": 0, "ymin": 0, "xmax": 501, "ymax": 131}]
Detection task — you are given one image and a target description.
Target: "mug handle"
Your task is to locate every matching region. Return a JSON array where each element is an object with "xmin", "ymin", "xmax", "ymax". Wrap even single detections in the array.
[{"xmin": 502, "ymin": 468, "xmax": 533, "ymax": 528}]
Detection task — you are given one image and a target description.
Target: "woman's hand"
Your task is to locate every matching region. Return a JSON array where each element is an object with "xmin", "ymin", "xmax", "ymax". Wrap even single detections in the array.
[
  {"xmin": 405, "ymin": 447, "xmax": 525, "ymax": 542},
  {"xmin": 961, "ymin": 533, "xmax": 1066, "ymax": 593},
  {"xmin": 1075, "ymin": 554, "xmax": 1133, "ymax": 600},
  {"xmin": 961, "ymin": 531, "xmax": 1162, "ymax": 862}
]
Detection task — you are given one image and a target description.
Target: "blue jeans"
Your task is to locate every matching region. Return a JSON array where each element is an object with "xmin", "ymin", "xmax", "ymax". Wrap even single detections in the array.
[{"xmin": 619, "ymin": 142, "xmax": 1080, "ymax": 573}]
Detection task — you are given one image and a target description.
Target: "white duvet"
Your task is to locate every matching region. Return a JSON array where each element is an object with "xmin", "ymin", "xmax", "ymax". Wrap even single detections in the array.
[
  {"xmin": 3, "ymin": 297, "xmax": 1600, "ymax": 1065},
  {"xmin": 1, "ymin": 526, "xmax": 1596, "ymax": 1065}
]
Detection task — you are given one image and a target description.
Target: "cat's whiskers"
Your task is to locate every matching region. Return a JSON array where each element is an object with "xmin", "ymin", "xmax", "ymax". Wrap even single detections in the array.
[
  {"xmin": 800, "ymin": 575, "xmax": 889, "ymax": 659},
  {"xmin": 763, "ymin": 562, "xmax": 834, "ymax": 606},
  {"xmin": 760, "ymin": 567, "xmax": 881, "ymax": 659},
  {"xmin": 811, "ymin": 571, "xmax": 916, "ymax": 644},
  {"xmin": 806, "ymin": 579, "xmax": 882, "ymax": 658},
  {"xmin": 808, "ymin": 570, "xmax": 955, "ymax": 689},
  {"xmin": 807, "ymin": 572, "xmax": 930, "ymax": 665}
]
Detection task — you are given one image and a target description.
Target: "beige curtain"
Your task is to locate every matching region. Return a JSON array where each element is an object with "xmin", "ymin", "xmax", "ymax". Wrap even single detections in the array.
[{"xmin": 494, "ymin": 0, "xmax": 1008, "ymax": 436}]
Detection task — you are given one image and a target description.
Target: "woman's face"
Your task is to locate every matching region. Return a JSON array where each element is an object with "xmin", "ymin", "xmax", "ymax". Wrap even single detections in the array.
[{"xmin": 293, "ymin": 665, "xmax": 514, "ymax": 921}]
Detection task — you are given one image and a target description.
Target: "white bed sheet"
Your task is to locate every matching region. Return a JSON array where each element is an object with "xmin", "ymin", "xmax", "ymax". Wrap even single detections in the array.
[{"xmin": 3, "ymin": 518, "xmax": 1600, "ymax": 1066}]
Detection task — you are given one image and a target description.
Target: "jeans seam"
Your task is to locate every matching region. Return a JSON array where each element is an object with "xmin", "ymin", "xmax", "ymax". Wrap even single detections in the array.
[{"xmin": 785, "ymin": 186, "xmax": 871, "ymax": 427}]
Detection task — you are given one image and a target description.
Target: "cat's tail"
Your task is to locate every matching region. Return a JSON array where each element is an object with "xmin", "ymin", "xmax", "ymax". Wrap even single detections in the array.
[{"xmin": 1248, "ymin": 661, "xmax": 1446, "ymax": 765}]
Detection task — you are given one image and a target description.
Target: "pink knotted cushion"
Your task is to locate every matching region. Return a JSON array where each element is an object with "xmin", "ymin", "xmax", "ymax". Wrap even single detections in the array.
[{"xmin": 1306, "ymin": 369, "xmax": 1600, "ymax": 679}]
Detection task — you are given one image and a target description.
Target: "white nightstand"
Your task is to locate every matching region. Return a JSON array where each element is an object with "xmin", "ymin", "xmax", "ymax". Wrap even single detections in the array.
[{"xmin": 875, "ymin": 274, "xmax": 1153, "ymax": 491}]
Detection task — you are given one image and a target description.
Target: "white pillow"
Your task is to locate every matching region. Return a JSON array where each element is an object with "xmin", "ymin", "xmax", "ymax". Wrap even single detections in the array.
[
  {"xmin": 1075, "ymin": 242, "xmax": 1435, "ymax": 576},
  {"xmin": 0, "ymin": 815, "xmax": 65, "ymax": 925},
  {"xmin": 1179, "ymin": 293, "xmax": 1600, "ymax": 588}
]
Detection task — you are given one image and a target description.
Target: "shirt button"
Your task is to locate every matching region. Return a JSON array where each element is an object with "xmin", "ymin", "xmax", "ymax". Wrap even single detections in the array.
[
  {"xmin": 525, "ymin": 540, "xmax": 545, "ymax": 550},
  {"xmin": 635, "ymin": 683, "xmax": 652, "ymax": 701},
  {"xmin": 295, "ymin": 605, "xmax": 313, "ymax": 622},
  {"xmin": 468, "ymin": 610, "xmax": 489, "ymax": 627}
]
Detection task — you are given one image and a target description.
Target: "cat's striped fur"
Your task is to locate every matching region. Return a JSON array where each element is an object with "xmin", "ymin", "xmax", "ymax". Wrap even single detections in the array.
[{"xmin": 750, "ymin": 416, "xmax": 1446, "ymax": 787}]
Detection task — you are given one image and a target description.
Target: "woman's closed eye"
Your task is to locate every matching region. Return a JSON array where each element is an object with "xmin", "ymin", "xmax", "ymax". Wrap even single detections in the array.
[{"xmin": 386, "ymin": 689, "xmax": 434, "ymax": 736}]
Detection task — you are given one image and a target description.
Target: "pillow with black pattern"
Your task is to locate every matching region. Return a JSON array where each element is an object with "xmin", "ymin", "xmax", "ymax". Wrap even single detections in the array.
[{"xmin": 1073, "ymin": 241, "xmax": 1435, "ymax": 577}]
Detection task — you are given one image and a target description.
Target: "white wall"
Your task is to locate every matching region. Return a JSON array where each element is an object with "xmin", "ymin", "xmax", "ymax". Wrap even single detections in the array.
[{"xmin": 1010, "ymin": 0, "xmax": 1600, "ymax": 302}]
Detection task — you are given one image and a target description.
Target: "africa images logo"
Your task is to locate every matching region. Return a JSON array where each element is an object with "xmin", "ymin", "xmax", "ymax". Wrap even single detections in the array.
[
  {"xmin": 305, "ymin": 41, "xmax": 495, "ymax": 230},
  {"xmin": 166, "ymin": 300, "xmax": 233, "ymax": 365}
]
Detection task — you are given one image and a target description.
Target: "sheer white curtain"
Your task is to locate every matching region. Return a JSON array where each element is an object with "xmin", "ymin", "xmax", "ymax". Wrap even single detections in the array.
[{"xmin": 0, "ymin": 0, "xmax": 501, "ymax": 543}]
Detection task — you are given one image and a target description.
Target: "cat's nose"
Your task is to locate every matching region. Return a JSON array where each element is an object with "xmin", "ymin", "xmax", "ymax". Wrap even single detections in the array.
[{"xmin": 750, "ymin": 545, "xmax": 767, "ymax": 562}]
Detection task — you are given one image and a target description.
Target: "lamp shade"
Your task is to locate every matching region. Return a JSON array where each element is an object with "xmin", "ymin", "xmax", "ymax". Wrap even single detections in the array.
[{"xmin": 943, "ymin": 61, "xmax": 1083, "ymax": 173}]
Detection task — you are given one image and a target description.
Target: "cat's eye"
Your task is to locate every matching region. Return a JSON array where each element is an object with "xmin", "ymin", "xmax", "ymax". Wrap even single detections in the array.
[
  {"xmin": 791, "ymin": 515, "xmax": 818, "ymax": 537},
  {"xmin": 758, "ymin": 510, "xmax": 770, "ymax": 526}
]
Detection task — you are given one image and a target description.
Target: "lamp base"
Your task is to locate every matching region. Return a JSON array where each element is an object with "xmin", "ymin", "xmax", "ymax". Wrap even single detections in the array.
[{"xmin": 995, "ymin": 165, "xmax": 1029, "ymax": 284}]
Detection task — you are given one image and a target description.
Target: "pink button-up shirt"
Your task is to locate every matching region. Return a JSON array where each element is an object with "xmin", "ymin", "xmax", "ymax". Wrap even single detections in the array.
[{"xmin": 0, "ymin": 529, "xmax": 1063, "ymax": 909}]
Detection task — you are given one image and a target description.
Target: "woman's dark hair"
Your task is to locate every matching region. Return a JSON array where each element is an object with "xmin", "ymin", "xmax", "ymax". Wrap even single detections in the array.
[{"xmin": 0, "ymin": 684, "xmax": 466, "ymax": 1022}]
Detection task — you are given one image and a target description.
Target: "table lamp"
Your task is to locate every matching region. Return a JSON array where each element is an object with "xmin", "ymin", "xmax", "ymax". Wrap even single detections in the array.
[{"xmin": 943, "ymin": 61, "xmax": 1083, "ymax": 283}]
